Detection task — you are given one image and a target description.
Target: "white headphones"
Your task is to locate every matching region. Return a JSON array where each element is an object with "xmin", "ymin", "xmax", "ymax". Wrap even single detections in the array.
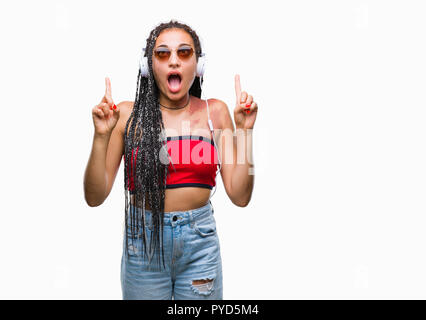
[{"xmin": 139, "ymin": 37, "xmax": 206, "ymax": 78}]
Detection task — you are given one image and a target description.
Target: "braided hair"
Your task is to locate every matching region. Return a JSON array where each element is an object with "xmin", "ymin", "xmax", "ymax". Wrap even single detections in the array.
[{"xmin": 123, "ymin": 20, "xmax": 203, "ymax": 269}]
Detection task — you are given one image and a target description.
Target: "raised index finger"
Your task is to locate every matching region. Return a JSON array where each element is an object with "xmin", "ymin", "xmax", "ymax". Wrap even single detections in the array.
[
  {"xmin": 105, "ymin": 77, "xmax": 112, "ymax": 97},
  {"xmin": 234, "ymin": 74, "xmax": 241, "ymax": 102}
]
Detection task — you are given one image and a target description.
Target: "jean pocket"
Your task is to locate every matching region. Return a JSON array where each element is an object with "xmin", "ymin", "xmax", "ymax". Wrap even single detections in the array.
[
  {"xmin": 125, "ymin": 224, "xmax": 151, "ymax": 257},
  {"xmin": 126, "ymin": 216, "xmax": 153, "ymax": 236},
  {"xmin": 194, "ymin": 215, "xmax": 217, "ymax": 237}
]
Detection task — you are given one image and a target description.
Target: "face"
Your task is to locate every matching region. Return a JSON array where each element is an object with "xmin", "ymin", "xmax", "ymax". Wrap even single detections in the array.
[{"xmin": 152, "ymin": 28, "xmax": 198, "ymax": 102}]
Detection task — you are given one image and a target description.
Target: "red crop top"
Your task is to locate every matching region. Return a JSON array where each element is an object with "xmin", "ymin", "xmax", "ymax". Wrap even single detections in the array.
[{"xmin": 125, "ymin": 100, "xmax": 221, "ymax": 193}]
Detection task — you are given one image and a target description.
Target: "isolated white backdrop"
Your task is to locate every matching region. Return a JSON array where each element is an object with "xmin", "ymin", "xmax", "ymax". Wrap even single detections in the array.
[{"xmin": 0, "ymin": 0, "xmax": 426, "ymax": 299}]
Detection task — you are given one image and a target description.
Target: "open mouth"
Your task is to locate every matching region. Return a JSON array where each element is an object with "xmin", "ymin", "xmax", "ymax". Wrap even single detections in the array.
[{"xmin": 167, "ymin": 74, "xmax": 182, "ymax": 93}]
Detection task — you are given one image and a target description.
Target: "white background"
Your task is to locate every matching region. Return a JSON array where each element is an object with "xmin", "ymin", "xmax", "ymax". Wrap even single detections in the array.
[{"xmin": 0, "ymin": 0, "xmax": 425, "ymax": 299}]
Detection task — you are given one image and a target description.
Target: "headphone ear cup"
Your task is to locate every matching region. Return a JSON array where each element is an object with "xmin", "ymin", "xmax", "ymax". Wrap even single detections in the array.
[
  {"xmin": 196, "ymin": 53, "xmax": 206, "ymax": 78},
  {"xmin": 139, "ymin": 48, "xmax": 149, "ymax": 77}
]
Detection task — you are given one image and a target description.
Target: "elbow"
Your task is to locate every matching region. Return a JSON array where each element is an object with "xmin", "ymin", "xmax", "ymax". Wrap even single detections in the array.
[
  {"xmin": 228, "ymin": 187, "xmax": 253, "ymax": 207},
  {"xmin": 231, "ymin": 195, "xmax": 251, "ymax": 207},
  {"xmin": 86, "ymin": 200, "xmax": 101, "ymax": 207},
  {"xmin": 85, "ymin": 196, "xmax": 103, "ymax": 207},
  {"xmin": 234, "ymin": 200, "xmax": 249, "ymax": 207},
  {"xmin": 228, "ymin": 177, "xmax": 254, "ymax": 207},
  {"xmin": 84, "ymin": 189, "xmax": 106, "ymax": 207},
  {"xmin": 83, "ymin": 170, "xmax": 109, "ymax": 207}
]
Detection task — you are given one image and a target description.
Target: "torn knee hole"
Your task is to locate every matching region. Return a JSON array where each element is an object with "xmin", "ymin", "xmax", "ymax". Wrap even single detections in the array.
[
  {"xmin": 191, "ymin": 278, "xmax": 215, "ymax": 295},
  {"xmin": 192, "ymin": 279, "xmax": 213, "ymax": 285}
]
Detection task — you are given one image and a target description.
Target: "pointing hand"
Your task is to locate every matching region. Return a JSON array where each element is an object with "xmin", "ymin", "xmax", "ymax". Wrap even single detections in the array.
[
  {"xmin": 233, "ymin": 74, "xmax": 258, "ymax": 130},
  {"xmin": 91, "ymin": 77, "xmax": 120, "ymax": 136}
]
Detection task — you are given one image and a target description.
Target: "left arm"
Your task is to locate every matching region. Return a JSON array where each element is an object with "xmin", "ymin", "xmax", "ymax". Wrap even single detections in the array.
[{"xmin": 215, "ymin": 75, "xmax": 258, "ymax": 207}]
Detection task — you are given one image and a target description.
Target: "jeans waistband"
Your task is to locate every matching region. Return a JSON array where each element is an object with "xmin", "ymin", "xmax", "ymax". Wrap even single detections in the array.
[{"xmin": 127, "ymin": 200, "xmax": 214, "ymax": 228}]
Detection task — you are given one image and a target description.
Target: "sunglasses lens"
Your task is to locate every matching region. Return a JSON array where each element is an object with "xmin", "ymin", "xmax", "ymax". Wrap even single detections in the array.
[
  {"xmin": 155, "ymin": 50, "xmax": 170, "ymax": 60},
  {"xmin": 178, "ymin": 48, "xmax": 193, "ymax": 59}
]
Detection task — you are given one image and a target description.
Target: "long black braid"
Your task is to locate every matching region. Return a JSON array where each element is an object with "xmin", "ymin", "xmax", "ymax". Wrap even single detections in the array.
[{"xmin": 123, "ymin": 19, "xmax": 203, "ymax": 269}]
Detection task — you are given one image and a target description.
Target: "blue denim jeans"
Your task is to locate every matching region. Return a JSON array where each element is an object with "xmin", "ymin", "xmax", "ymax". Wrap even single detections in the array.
[{"xmin": 120, "ymin": 200, "xmax": 223, "ymax": 300}]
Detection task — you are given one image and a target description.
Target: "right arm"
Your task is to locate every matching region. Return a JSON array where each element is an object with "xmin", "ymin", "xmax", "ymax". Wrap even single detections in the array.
[
  {"xmin": 83, "ymin": 77, "xmax": 131, "ymax": 207},
  {"xmin": 84, "ymin": 133, "xmax": 111, "ymax": 207}
]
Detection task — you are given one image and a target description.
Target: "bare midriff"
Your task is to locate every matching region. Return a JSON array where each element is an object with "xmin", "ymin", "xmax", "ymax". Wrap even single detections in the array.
[{"xmin": 130, "ymin": 187, "xmax": 212, "ymax": 212}]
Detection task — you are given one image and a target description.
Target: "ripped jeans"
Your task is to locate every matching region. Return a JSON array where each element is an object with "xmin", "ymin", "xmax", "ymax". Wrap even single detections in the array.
[{"xmin": 120, "ymin": 200, "xmax": 223, "ymax": 300}]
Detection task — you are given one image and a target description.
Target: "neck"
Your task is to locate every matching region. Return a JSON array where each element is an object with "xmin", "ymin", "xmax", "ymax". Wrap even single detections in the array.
[{"xmin": 159, "ymin": 94, "xmax": 191, "ymax": 110}]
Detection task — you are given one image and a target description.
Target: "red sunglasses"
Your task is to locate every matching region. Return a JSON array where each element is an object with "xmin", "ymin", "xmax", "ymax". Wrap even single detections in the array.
[{"xmin": 154, "ymin": 46, "xmax": 194, "ymax": 61}]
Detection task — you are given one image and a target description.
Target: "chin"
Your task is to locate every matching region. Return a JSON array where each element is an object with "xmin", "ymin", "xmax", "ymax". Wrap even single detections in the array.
[{"xmin": 168, "ymin": 88, "xmax": 189, "ymax": 99}]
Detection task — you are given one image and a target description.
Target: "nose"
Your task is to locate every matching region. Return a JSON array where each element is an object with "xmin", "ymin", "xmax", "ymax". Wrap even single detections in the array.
[{"xmin": 168, "ymin": 51, "xmax": 181, "ymax": 67}]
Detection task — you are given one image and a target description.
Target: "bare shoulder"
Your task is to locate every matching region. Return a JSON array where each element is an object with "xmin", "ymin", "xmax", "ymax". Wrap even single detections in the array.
[
  {"xmin": 116, "ymin": 101, "xmax": 134, "ymax": 134},
  {"xmin": 118, "ymin": 100, "xmax": 134, "ymax": 117},
  {"xmin": 206, "ymin": 98, "xmax": 233, "ymax": 130},
  {"xmin": 207, "ymin": 98, "xmax": 227, "ymax": 110}
]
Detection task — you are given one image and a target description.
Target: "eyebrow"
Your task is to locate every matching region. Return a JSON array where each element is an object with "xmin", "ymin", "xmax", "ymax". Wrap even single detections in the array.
[{"xmin": 156, "ymin": 43, "xmax": 192, "ymax": 48}]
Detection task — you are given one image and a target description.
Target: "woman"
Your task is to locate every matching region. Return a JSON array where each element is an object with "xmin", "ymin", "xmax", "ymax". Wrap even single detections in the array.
[{"xmin": 83, "ymin": 20, "xmax": 258, "ymax": 300}]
